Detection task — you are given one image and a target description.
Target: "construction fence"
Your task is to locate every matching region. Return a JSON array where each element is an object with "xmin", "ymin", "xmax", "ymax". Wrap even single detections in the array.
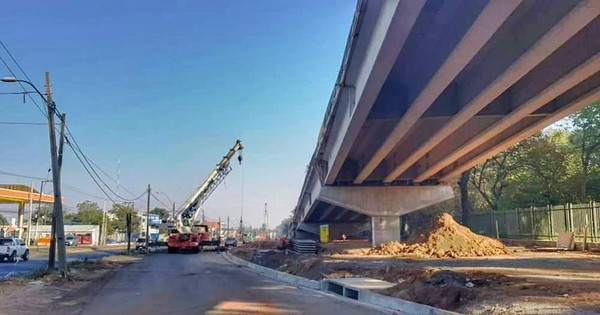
[{"xmin": 467, "ymin": 202, "xmax": 600, "ymax": 243}]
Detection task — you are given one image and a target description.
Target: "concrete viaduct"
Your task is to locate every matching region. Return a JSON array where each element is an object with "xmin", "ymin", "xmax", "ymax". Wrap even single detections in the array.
[{"xmin": 291, "ymin": 0, "xmax": 600, "ymax": 245}]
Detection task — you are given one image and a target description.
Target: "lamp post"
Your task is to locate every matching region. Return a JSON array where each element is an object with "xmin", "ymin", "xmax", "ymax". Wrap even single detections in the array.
[{"xmin": 1, "ymin": 74, "xmax": 68, "ymax": 276}]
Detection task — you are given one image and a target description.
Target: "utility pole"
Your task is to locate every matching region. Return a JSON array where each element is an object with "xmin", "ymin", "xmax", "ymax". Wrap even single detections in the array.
[
  {"xmin": 227, "ymin": 216, "xmax": 230, "ymax": 236},
  {"xmin": 102, "ymin": 200, "xmax": 107, "ymax": 246},
  {"xmin": 264, "ymin": 202, "xmax": 269, "ymax": 240},
  {"xmin": 49, "ymin": 112, "xmax": 66, "ymax": 270},
  {"xmin": 26, "ymin": 181, "xmax": 34, "ymax": 245},
  {"xmin": 146, "ymin": 184, "xmax": 151, "ymax": 254},
  {"xmin": 45, "ymin": 72, "xmax": 67, "ymax": 276},
  {"xmin": 34, "ymin": 180, "xmax": 48, "ymax": 247}
]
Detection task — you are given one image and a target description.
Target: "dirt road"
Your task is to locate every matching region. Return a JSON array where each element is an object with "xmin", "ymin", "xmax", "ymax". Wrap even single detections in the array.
[{"xmin": 81, "ymin": 252, "xmax": 384, "ymax": 315}]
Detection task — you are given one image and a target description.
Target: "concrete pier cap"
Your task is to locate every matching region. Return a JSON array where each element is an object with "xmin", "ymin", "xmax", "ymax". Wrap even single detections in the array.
[{"xmin": 319, "ymin": 185, "xmax": 454, "ymax": 246}]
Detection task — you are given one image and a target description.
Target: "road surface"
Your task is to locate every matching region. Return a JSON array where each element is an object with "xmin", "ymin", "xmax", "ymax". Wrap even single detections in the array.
[
  {"xmin": 0, "ymin": 248, "xmax": 123, "ymax": 278},
  {"xmin": 82, "ymin": 252, "xmax": 386, "ymax": 314}
]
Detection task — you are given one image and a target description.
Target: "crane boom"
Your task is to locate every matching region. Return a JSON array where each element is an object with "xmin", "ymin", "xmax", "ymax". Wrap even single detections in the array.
[{"xmin": 175, "ymin": 140, "xmax": 243, "ymax": 229}]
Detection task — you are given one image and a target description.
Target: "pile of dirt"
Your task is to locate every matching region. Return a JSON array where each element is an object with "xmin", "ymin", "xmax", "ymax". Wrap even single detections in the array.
[{"xmin": 369, "ymin": 213, "xmax": 512, "ymax": 258}]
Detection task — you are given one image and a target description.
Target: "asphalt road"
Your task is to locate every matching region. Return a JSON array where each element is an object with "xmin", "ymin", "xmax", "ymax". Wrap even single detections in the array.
[
  {"xmin": 82, "ymin": 252, "xmax": 386, "ymax": 315},
  {"xmin": 0, "ymin": 249, "xmax": 123, "ymax": 278}
]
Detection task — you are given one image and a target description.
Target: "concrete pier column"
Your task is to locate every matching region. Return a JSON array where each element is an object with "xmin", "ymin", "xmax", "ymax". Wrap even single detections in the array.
[
  {"xmin": 371, "ymin": 216, "xmax": 400, "ymax": 247},
  {"xmin": 17, "ymin": 202, "xmax": 25, "ymax": 239}
]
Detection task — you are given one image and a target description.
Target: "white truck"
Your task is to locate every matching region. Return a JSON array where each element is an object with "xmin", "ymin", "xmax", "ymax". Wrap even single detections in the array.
[{"xmin": 0, "ymin": 238, "xmax": 29, "ymax": 262}]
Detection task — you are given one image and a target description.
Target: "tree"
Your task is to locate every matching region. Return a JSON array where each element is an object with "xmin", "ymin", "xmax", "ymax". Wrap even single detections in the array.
[
  {"xmin": 110, "ymin": 204, "xmax": 140, "ymax": 233},
  {"xmin": 32, "ymin": 205, "xmax": 53, "ymax": 225},
  {"xmin": 459, "ymin": 169, "xmax": 472, "ymax": 225},
  {"xmin": 150, "ymin": 207, "xmax": 170, "ymax": 221},
  {"xmin": 470, "ymin": 146, "xmax": 524, "ymax": 211},
  {"xmin": 276, "ymin": 216, "xmax": 292, "ymax": 236},
  {"xmin": 569, "ymin": 102, "xmax": 600, "ymax": 201},
  {"xmin": 77, "ymin": 201, "xmax": 103, "ymax": 225},
  {"xmin": 0, "ymin": 214, "xmax": 8, "ymax": 226},
  {"xmin": 75, "ymin": 200, "xmax": 113, "ymax": 234}
]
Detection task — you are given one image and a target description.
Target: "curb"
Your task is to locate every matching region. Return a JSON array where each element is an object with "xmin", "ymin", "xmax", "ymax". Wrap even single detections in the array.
[
  {"xmin": 222, "ymin": 251, "xmax": 459, "ymax": 315},
  {"xmin": 222, "ymin": 251, "xmax": 321, "ymax": 290}
]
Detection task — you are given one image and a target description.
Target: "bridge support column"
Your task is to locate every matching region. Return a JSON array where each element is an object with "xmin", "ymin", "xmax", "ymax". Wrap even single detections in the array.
[{"xmin": 371, "ymin": 216, "xmax": 400, "ymax": 247}]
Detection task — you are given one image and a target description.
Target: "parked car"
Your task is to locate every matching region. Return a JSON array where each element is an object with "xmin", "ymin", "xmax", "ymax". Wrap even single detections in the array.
[
  {"xmin": 136, "ymin": 238, "xmax": 146, "ymax": 250},
  {"xmin": 224, "ymin": 236, "xmax": 237, "ymax": 247},
  {"xmin": 65, "ymin": 235, "xmax": 79, "ymax": 246},
  {"xmin": 0, "ymin": 238, "xmax": 29, "ymax": 262}
]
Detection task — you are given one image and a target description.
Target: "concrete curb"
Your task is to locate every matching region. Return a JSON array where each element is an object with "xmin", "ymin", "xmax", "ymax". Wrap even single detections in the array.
[
  {"xmin": 223, "ymin": 251, "xmax": 459, "ymax": 315},
  {"xmin": 222, "ymin": 251, "xmax": 321, "ymax": 290}
]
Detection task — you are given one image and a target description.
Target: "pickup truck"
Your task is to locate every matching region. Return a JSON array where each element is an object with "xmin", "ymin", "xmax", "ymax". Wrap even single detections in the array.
[{"xmin": 0, "ymin": 238, "xmax": 29, "ymax": 262}]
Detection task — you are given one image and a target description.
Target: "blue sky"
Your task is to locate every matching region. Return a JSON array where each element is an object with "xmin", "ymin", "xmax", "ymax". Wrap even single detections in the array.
[{"xmin": 0, "ymin": 1, "xmax": 356, "ymax": 227}]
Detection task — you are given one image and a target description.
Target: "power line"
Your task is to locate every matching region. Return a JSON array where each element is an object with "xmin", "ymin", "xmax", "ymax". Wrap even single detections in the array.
[
  {"xmin": 0, "ymin": 41, "xmax": 46, "ymax": 118},
  {"xmin": 0, "ymin": 170, "xmax": 50, "ymax": 181},
  {"xmin": 0, "ymin": 41, "xmax": 144, "ymax": 206},
  {"xmin": 0, "ymin": 121, "xmax": 47, "ymax": 125},
  {"xmin": 64, "ymin": 124, "xmax": 144, "ymax": 202},
  {"xmin": 0, "ymin": 91, "xmax": 39, "ymax": 95},
  {"xmin": 65, "ymin": 141, "xmax": 117, "ymax": 204},
  {"xmin": 150, "ymin": 192, "xmax": 171, "ymax": 209}
]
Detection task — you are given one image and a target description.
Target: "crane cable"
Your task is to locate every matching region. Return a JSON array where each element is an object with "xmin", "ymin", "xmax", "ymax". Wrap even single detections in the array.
[{"xmin": 239, "ymin": 155, "xmax": 245, "ymax": 235}]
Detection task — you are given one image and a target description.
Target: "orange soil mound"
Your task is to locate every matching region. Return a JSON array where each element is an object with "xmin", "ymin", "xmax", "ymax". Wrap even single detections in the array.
[{"xmin": 369, "ymin": 213, "xmax": 511, "ymax": 258}]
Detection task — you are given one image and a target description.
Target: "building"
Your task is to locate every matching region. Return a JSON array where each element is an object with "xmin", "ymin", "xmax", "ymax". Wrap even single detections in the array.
[{"xmin": 27, "ymin": 224, "xmax": 100, "ymax": 246}]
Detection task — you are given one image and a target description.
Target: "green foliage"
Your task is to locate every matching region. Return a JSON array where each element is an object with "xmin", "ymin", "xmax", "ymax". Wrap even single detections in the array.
[
  {"xmin": 75, "ymin": 200, "xmax": 113, "ymax": 234},
  {"xmin": 463, "ymin": 102, "xmax": 600, "ymax": 212},
  {"xmin": 76, "ymin": 200, "xmax": 103, "ymax": 224},
  {"xmin": 110, "ymin": 203, "xmax": 140, "ymax": 232},
  {"xmin": 150, "ymin": 207, "xmax": 170, "ymax": 220},
  {"xmin": 0, "ymin": 213, "xmax": 8, "ymax": 225},
  {"xmin": 32, "ymin": 205, "xmax": 53, "ymax": 225},
  {"xmin": 276, "ymin": 216, "xmax": 293, "ymax": 236}
]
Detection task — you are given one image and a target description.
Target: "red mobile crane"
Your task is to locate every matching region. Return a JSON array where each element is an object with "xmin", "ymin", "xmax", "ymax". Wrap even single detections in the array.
[{"xmin": 167, "ymin": 140, "xmax": 243, "ymax": 253}]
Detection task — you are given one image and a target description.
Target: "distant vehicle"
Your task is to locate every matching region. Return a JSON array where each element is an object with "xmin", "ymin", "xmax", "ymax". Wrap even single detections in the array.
[
  {"xmin": 0, "ymin": 238, "xmax": 29, "ymax": 262},
  {"xmin": 224, "ymin": 237, "xmax": 237, "ymax": 247},
  {"xmin": 136, "ymin": 238, "xmax": 146, "ymax": 251},
  {"xmin": 65, "ymin": 235, "xmax": 79, "ymax": 246}
]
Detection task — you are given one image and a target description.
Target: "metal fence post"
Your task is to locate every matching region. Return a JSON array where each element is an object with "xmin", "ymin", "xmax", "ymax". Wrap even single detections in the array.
[
  {"xmin": 530, "ymin": 206, "xmax": 535, "ymax": 238},
  {"xmin": 548, "ymin": 204, "xmax": 554, "ymax": 241},
  {"xmin": 568, "ymin": 203, "xmax": 574, "ymax": 233},
  {"xmin": 515, "ymin": 208, "xmax": 521, "ymax": 239},
  {"xmin": 592, "ymin": 201, "xmax": 597, "ymax": 242}
]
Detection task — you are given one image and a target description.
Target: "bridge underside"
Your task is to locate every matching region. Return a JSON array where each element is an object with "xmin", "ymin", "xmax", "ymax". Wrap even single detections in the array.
[{"xmin": 293, "ymin": 0, "xmax": 600, "ymax": 246}]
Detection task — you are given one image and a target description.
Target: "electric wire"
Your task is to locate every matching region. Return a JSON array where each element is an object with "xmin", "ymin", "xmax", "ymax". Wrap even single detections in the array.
[
  {"xmin": 0, "ymin": 41, "xmax": 46, "ymax": 117},
  {"xmin": 64, "ymin": 124, "xmax": 144, "ymax": 202},
  {"xmin": 0, "ymin": 170, "xmax": 49, "ymax": 181},
  {"xmin": 0, "ymin": 121, "xmax": 47, "ymax": 125},
  {"xmin": 0, "ymin": 42, "xmax": 144, "ymax": 206},
  {"xmin": 150, "ymin": 192, "xmax": 171, "ymax": 209},
  {"xmin": 65, "ymin": 141, "xmax": 117, "ymax": 204}
]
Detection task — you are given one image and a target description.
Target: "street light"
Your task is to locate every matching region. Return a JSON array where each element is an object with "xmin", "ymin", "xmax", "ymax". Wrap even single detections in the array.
[
  {"xmin": 1, "ymin": 76, "xmax": 47, "ymax": 103},
  {"xmin": 2, "ymin": 73, "xmax": 68, "ymax": 276}
]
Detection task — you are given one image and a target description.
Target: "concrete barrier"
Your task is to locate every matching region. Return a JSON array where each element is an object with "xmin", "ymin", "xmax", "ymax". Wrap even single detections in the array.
[{"xmin": 223, "ymin": 251, "xmax": 459, "ymax": 314}]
